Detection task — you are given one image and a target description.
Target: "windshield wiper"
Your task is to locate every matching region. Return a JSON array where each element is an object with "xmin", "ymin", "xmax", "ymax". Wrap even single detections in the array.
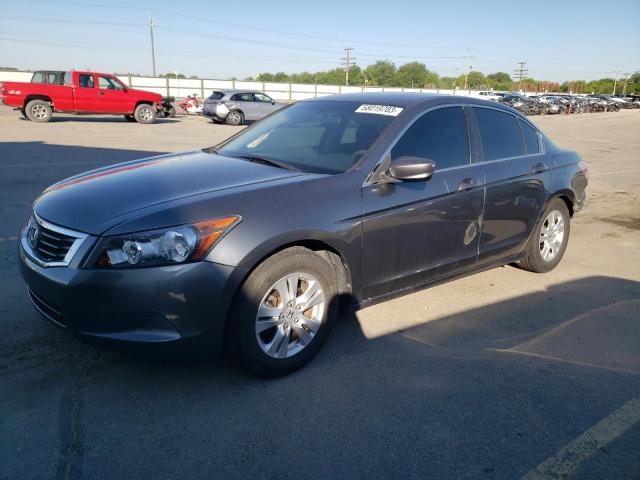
[{"xmin": 234, "ymin": 154, "xmax": 299, "ymax": 171}]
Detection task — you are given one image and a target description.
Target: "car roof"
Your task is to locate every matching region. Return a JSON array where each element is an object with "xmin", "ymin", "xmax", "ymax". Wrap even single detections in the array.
[{"xmin": 305, "ymin": 92, "xmax": 519, "ymax": 112}]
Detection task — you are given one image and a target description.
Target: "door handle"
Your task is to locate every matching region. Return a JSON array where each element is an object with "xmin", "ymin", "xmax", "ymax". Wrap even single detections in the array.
[
  {"xmin": 458, "ymin": 177, "xmax": 477, "ymax": 191},
  {"xmin": 532, "ymin": 162, "xmax": 548, "ymax": 174},
  {"xmin": 98, "ymin": 91, "xmax": 104, "ymax": 96}
]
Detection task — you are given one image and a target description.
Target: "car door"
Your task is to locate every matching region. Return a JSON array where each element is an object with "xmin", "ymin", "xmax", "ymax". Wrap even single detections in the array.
[
  {"xmin": 361, "ymin": 106, "xmax": 485, "ymax": 300},
  {"xmin": 97, "ymin": 75, "xmax": 130, "ymax": 113},
  {"xmin": 471, "ymin": 107, "xmax": 550, "ymax": 264},
  {"xmin": 73, "ymin": 73, "xmax": 98, "ymax": 112},
  {"xmin": 254, "ymin": 93, "xmax": 279, "ymax": 118},
  {"xmin": 233, "ymin": 92, "xmax": 258, "ymax": 120}
]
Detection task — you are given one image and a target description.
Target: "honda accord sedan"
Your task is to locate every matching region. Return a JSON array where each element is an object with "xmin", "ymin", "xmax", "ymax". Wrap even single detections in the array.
[{"xmin": 19, "ymin": 93, "xmax": 588, "ymax": 377}]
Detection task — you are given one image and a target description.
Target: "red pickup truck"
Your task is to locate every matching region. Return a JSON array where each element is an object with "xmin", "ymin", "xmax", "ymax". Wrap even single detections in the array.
[{"xmin": 0, "ymin": 70, "xmax": 163, "ymax": 124}]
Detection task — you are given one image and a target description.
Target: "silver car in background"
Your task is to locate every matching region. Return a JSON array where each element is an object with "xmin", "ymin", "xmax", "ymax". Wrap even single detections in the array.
[{"xmin": 203, "ymin": 90, "xmax": 284, "ymax": 125}]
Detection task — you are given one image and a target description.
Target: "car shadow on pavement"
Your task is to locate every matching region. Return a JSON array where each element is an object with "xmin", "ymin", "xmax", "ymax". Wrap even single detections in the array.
[{"xmin": 17, "ymin": 116, "xmax": 180, "ymax": 124}]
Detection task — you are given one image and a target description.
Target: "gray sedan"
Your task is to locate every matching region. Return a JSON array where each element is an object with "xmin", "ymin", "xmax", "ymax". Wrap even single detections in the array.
[
  {"xmin": 18, "ymin": 93, "xmax": 588, "ymax": 377},
  {"xmin": 203, "ymin": 90, "xmax": 283, "ymax": 125}
]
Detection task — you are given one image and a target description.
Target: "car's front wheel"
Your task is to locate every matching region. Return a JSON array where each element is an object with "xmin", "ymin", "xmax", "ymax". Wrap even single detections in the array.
[
  {"xmin": 227, "ymin": 247, "xmax": 337, "ymax": 377},
  {"xmin": 519, "ymin": 198, "xmax": 571, "ymax": 273},
  {"xmin": 133, "ymin": 104, "xmax": 156, "ymax": 124}
]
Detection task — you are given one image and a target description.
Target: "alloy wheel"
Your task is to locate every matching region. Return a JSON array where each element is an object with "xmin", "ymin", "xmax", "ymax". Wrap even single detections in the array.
[
  {"xmin": 539, "ymin": 209, "xmax": 565, "ymax": 262},
  {"xmin": 255, "ymin": 272, "xmax": 325, "ymax": 359}
]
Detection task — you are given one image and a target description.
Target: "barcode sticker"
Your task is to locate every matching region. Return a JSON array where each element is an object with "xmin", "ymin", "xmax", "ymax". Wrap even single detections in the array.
[{"xmin": 355, "ymin": 104, "xmax": 404, "ymax": 116}]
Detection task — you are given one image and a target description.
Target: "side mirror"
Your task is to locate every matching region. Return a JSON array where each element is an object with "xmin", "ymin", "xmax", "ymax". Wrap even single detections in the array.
[
  {"xmin": 387, "ymin": 156, "xmax": 436, "ymax": 181},
  {"xmin": 271, "ymin": 101, "xmax": 276, "ymax": 105}
]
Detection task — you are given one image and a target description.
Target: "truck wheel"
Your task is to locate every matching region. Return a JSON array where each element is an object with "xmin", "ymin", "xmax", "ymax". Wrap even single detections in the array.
[
  {"xmin": 227, "ymin": 247, "xmax": 338, "ymax": 377},
  {"xmin": 20, "ymin": 108, "xmax": 27, "ymax": 118},
  {"xmin": 225, "ymin": 110, "xmax": 244, "ymax": 126},
  {"xmin": 133, "ymin": 104, "xmax": 156, "ymax": 124},
  {"xmin": 25, "ymin": 100, "xmax": 53, "ymax": 123},
  {"xmin": 124, "ymin": 115, "xmax": 136, "ymax": 122}
]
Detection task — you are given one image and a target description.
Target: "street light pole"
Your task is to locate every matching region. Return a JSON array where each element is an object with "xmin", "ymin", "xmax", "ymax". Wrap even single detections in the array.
[{"xmin": 149, "ymin": 12, "xmax": 157, "ymax": 77}]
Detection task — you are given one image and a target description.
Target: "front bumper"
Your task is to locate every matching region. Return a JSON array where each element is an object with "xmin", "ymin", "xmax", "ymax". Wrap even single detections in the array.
[{"xmin": 19, "ymin": 244, "xmax": 244, "ymax": 353}]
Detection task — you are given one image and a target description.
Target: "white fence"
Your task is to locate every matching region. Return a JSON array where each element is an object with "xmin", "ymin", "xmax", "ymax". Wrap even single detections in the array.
[{"xmin": 0, "ymin": 70, "xmax": 542, "ymax": 99}]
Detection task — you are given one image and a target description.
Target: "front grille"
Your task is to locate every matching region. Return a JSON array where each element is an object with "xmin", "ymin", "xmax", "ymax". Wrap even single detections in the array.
[
  {"xmin": 34, "ymin": 224, "xmax": 76, "ymax": 262},
  {"xmin": 28, "ymin": 289, "xmax": 66, "ymax": 327}
]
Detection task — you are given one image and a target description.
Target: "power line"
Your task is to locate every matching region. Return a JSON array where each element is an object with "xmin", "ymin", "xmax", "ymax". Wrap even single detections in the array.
[
  {"xmin": 513, "ymin": 61, "xmax": 529, "ymax": 90},
  {"xmin": 340, "ymin": 47, "xmax": 355, "ymax": 86}
]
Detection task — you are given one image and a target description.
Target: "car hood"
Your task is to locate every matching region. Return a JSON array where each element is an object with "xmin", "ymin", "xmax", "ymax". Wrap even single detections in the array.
[{"xmin": 34, "ymin": 150, "xmax": 302, "ymax": 235}]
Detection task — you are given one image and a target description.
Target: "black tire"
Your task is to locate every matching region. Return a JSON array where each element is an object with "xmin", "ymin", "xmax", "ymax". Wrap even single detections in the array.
[
  {"xmin": 225, "ymin": 110, "xmax": 244, "ymax": 126},
  {"xmin": 227, "ymin": 247, "xmax": 338, "ymax": 377},
  {"xmin": 124, "ymin": 114, "xmax": 136, "ymax": 122},
  {"xmin": 24, "ymin": 99, "xmax": 53, "ymax": 123},
  {"xmin": 518, "ymin": 198, "xmax": 571, "ymax": 273},
  {"xmin": 133, "ymin": 103, "xmax": 156, "ymax": 124},
  {"xmin": 19, "ymin": 108, "xmax": 27, "ymax": 118}
]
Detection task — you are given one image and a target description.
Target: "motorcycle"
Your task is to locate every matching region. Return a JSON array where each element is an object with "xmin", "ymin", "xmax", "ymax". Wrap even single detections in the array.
[
  {"xmin": 177, "ymin": 94, "xmax": 203, "ymax": 115},
  {"xmin": 158, "ymin": 96, "xmax": 176, "ymax": 118}
]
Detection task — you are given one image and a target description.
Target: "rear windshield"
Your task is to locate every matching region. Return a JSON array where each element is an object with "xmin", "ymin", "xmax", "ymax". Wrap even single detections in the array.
[
  {"xmin": 208, "ymin": 91, "xmax": 225, "ymax": 100},
  {"xmin": 217, "ymin": 101, "xmax": 396, "ymax": 174}
]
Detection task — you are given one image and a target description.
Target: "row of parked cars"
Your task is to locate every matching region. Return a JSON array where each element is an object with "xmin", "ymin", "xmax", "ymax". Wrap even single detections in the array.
[
  {"xmin": 481, "ymin": 91, "xmax": 640, "ymax": 116},
  {"xmin": 0, "ymin": 69, "xmax": 284, "ymax": 125},
  {"xmin": 2, "ymin": 69, "xmax": 637, "ymax": 124}
]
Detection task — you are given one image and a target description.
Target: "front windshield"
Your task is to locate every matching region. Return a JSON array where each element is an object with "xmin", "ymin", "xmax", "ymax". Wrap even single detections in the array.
[{"xmin": 217, "ymin": 100, "xmax": 397, "ymax": 174}]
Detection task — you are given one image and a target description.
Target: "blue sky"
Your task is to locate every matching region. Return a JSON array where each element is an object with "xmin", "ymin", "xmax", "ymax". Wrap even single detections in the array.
[{"xmin": 0, "ymin": 0, "xmax": 638, "ymax": 81}]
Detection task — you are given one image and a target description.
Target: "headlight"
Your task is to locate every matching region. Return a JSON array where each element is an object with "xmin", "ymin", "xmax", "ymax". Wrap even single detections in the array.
[{"xmin": 96, "ymin": 216, "xmax": 240, "ymax": 268}]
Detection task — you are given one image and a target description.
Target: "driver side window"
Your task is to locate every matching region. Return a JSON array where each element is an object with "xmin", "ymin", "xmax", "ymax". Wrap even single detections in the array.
[{"xmin": 391, "ymin": 106, "xmax": 470, "ymax": 170}]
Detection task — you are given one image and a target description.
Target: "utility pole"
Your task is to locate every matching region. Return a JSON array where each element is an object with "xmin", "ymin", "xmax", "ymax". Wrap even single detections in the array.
[
  {"xmin": 463, "ymin": 49, "xmax": 472, "ymax": 91},
  {"xmin": 612, "ymin": 68, "xmax": 622, "ymax": 95},
  {"xmin": 149, "ymin": 12, "xmax": 157, "ymax": 77},
  {"xmin": 513, "ymin": 61, "xmax": 528, "ymax": 92},
  {"xmin": 622, "ymin": 72, "xmax": 631, "ymax": 95},
  {"xmin": 341, "ymin": 47, "xmax": 355, "ymax": 86}
]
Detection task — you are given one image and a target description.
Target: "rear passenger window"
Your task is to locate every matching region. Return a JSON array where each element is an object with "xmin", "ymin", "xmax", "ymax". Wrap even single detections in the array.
[
  {"xmin": 520, "ymin": 120, "xmax": 540, "ymax": 154},
  {"xmin": 391, "ymin": 107, "xmax": 470, "ymax": 170},
  {"xmin": 474, "ymin": 108, "xmax": 525, "ymax": 160},
  {"xmin": 78, "ymin": 74, "xmax": 94, "ymax": 88},
  {"xmin": 31, "ymin": 72, "xmax": 44, "ymax": 83}
]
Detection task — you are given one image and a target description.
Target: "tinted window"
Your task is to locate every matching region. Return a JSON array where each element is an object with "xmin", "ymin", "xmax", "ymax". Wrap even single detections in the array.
[
  {"xmin": 78, "ymin": 74, "xmax": 94, "ymax": 88},
  {"xmin": 64, "ymin": 72, "xmax": 72, "ymax": 85},
  {"xmin": 391, "ymin": 107, "xmax": 470, "ymax": 170},
  {"xmin": 520, "ymin": 120, "xmax": 540, "ymax": 154},
  {"xmin": 31, "ymin": 72, "xmax": 44, "ymax": 83},
  {"xmin": 218, "ymin": 101, "xmax": 394, "ymax": 174},
  {"xmin": 474, "ymin": 108, "xmax": 525, "ymax": 160},
  {"xmin": 209, "ymin": 91, "xmax": 225, "ymax": 100},
  {"xmin": 231, "ymin": 93, "xmax": 254, "ymax": 102}
]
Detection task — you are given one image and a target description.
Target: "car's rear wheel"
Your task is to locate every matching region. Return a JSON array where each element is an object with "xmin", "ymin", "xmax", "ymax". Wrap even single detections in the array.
[
  {"xmin": 519, "ymin": 198, "xmax": 571, "ymax": 273},
  {"xmin": 25, "ymin": 100, "xmax": 53, "ymax": 123},
  {"xmin": 133, "ymin": 104, "xmax": 156, "ymax": 124},
  {"xmin": 124, "ymin": 114, "xmax": 136, "ymax": 122},
  {"xmin": 226, "ymin": 110, "xmax": 243, "ymax": 126},
  {"xmin": 227, "ymin": 247, "xmax": 337, "ymax": 377}
]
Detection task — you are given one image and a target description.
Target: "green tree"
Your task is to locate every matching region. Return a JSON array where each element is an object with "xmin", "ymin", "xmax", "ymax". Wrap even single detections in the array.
[
  {"xmin": 257, "ymin": 73, "xmax": 274, "ymax": 81},
  {"xmin": 487, "ymin": 72, "xmax": 512, "ymax": 83},
  {"xmin": 363, "ymin": 60, "xmax": 397, "ymax": 86},
  {"xmin": 273, "ymin": 72, "xmax": 290, "ymax": 83},
  {"xmin": 160, "ymin": 72, "xmax": 186, "ymax": 79},
  {"xmin": 395, "ymin": 62, "xmax": 439, "ymax": 88}
]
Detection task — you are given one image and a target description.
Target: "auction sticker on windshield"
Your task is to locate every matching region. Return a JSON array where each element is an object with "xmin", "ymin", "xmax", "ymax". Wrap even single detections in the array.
[{"xmin": 355, "ymin": 104, "xmax": 404, "ymax": 116}]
